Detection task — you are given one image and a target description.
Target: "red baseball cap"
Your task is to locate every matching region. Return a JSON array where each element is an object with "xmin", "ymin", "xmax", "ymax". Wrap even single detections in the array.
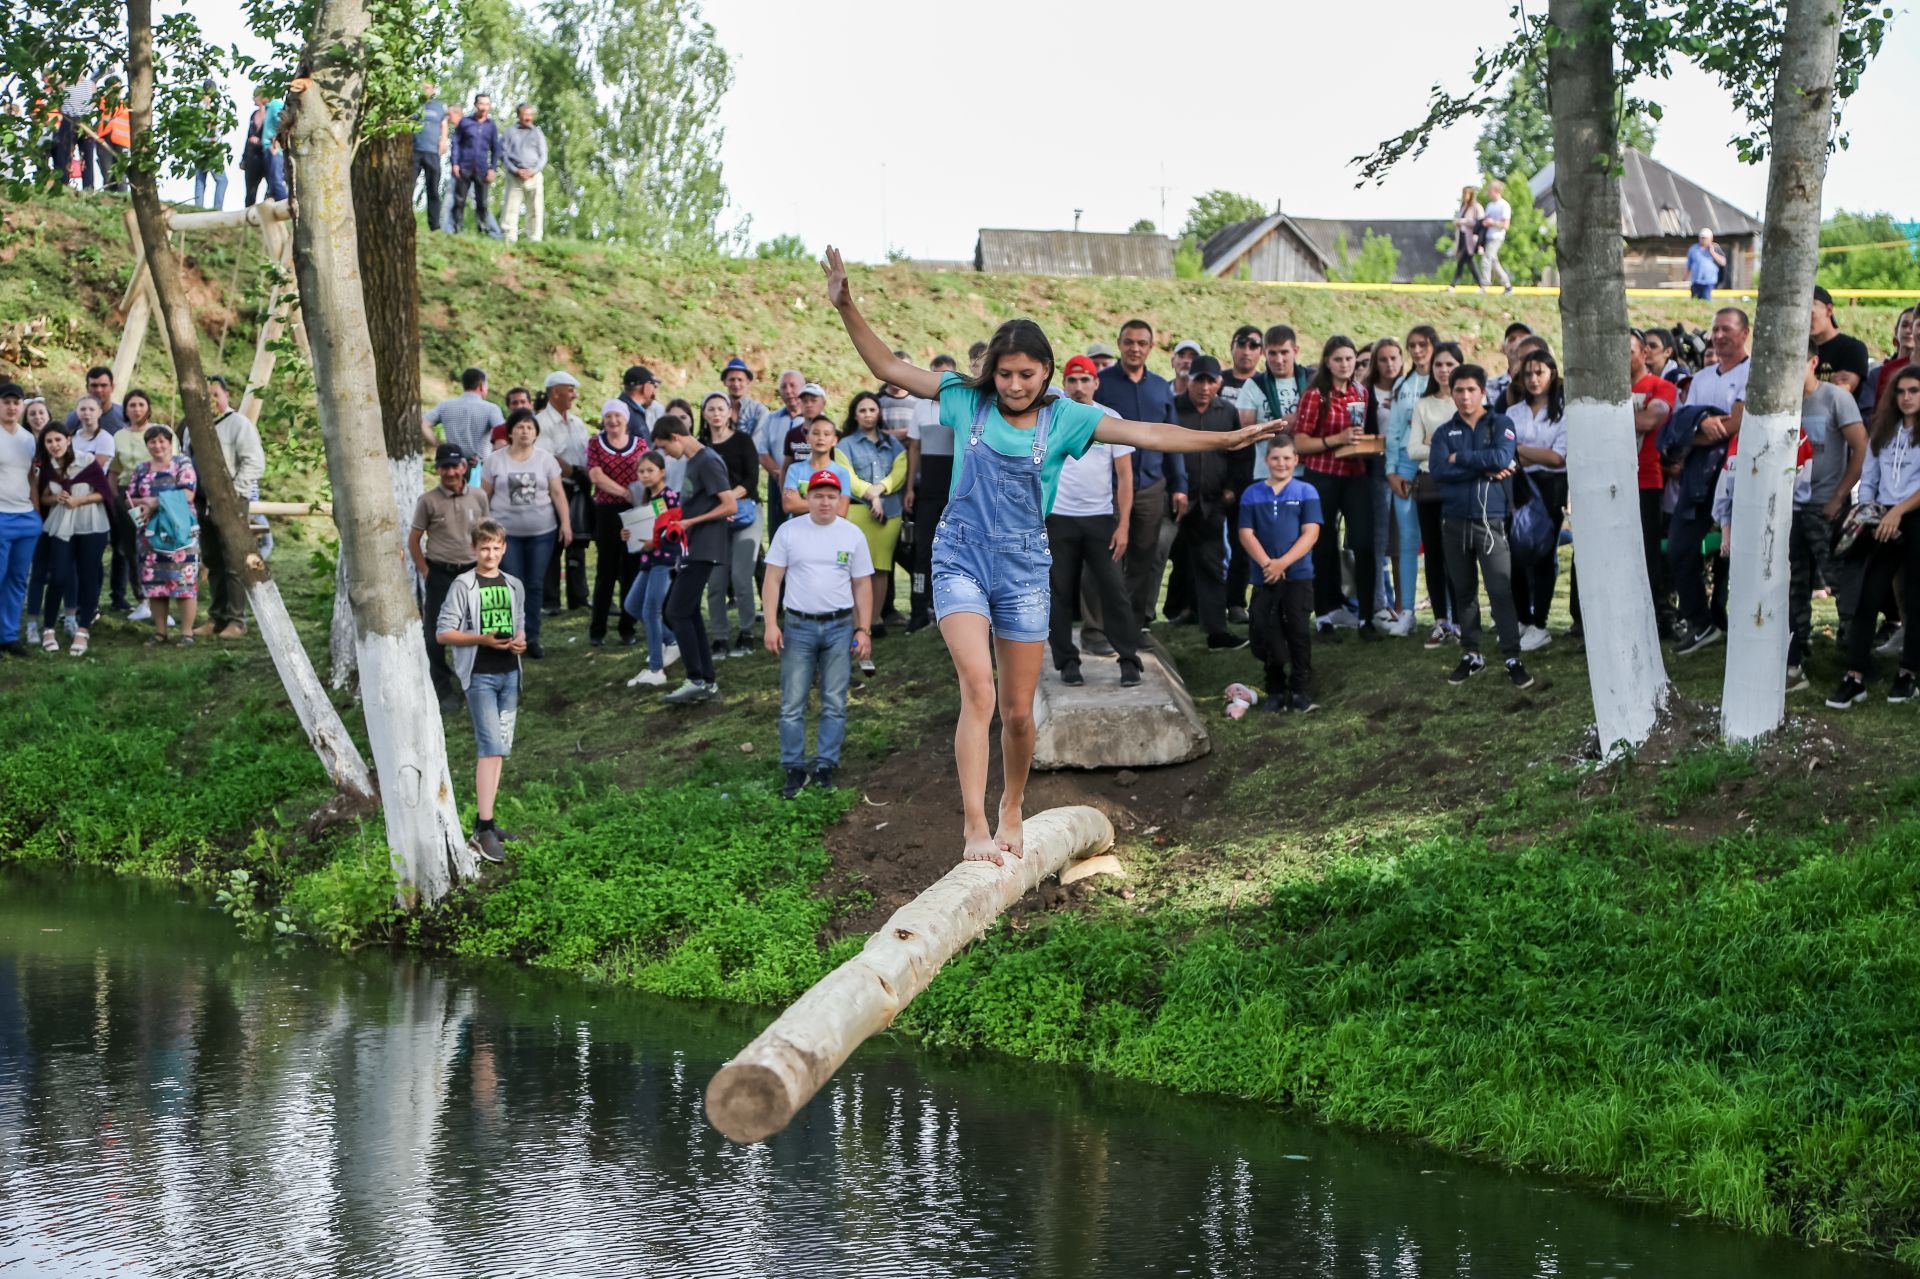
[
  {"xmin": 807, "ymin": 468, "xmax": 843, "ymax": 491},
  {"xmin": 1062, "ymin": 354, "xmax": 1099, "ymax": 379}
]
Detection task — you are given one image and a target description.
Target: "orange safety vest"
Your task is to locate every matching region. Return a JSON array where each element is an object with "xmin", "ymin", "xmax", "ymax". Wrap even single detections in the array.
[{"xmin": 99, "ymin": 101, "xmax": 130, "ymax": 147}]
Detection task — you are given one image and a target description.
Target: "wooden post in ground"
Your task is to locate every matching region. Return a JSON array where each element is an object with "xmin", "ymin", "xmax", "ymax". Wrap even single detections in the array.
[
  {"xmin": 705, "ymin": 805, "xmax": 1116, "ymax": 1144},
  {"xmin": 238, "ymin": 214, "xmax": 299, "ymax": 426}
]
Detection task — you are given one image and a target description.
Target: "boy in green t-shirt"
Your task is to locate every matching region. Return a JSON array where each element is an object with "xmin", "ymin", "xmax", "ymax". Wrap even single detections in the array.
[{"xmin": 434, "ymin": 519, "xmax": 527, "ymax": 864}]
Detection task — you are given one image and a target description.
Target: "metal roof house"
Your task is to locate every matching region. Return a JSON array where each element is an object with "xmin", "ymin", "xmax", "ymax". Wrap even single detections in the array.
[
  {"xmin": 973, "ymin": 229, "xmax": 1173, "ymax": 277},
  {"xmin": 1291, "ymin": 219, "xmax": 1452, "ymax": 283},
  {"xmin": 1530, "ymin": 148, "xmax": 1763, "ymax": 289}
]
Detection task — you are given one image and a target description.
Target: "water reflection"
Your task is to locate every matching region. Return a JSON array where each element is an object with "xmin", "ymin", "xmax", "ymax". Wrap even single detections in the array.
[{"xmin": 0, "ymin": 869, "xmax": 1896, "ymax": 1278}]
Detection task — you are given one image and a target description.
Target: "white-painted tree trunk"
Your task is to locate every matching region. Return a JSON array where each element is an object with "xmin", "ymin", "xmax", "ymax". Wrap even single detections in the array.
[
  {"xmin": 328, "ymin": 454, "xmax": 423, "ymax": 691},
  {"xmin": 329, "ymin": 554, "xmax": 357, "ymax": 692},
  {"xmin": 124, "ymin": 0, "xmax": 375, "ymax": 808},
  {"xmin": 1721, "ymin": 0, "xmax": 1842, "ymax": 742},
  {"xmin": 1548, "ymin": 0, "xmax": 1669, "ymax": 754},
  {"xmin": 707, "ymin": 806, "xmax": 1115, "ymax": 1144},
  {"xmin": 289, "ymin": 0, "xmax": 470, "ymax": 902}
]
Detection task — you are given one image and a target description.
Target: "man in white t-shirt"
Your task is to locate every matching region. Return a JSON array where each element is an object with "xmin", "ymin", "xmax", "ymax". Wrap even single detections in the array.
[
  {"xmin": 535, "ymin": 369, "xmax": 592, "ymax": 612},
  {"xmin": 763, "ymin": 469, "xmax": 873, "ymax": 799},
  {"xmin": 1481, "ymin": 180, "xmax": 1513, "ymax": 294},
  {"xmin": 1048, "ymin": 355, "xmax": 1142, "ymax": 686},
  {"xmin": 1671, "ymin": 306, "xmax": 1753, "ymax": 654}
]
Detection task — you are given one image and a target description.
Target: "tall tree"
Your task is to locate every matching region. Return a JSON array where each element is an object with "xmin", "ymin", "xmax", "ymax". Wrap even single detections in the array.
[
  {"xmin": 1546, "ymin": 0, "xmax": 1671, "ymax": 753},
  {"xmin": 286, "ymin": 0, "xmax": 473, "ymax": 902},
  {"xmin": 1720, "ymin": 0, "xmax": 1844, "ymax": 741},
  {"xmin": 1180, "ymin": 190, "xmax": 1267, "ymax": 249},
  {"xmin": 446, "ymin": 0, "xmax": 734, "ymax": 251},
  {"xmin": 122, "ymin": 0, "xmax": 378, "ymax": 809}
]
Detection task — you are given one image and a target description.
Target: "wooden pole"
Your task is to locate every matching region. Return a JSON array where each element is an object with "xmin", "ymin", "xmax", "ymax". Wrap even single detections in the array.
[
  {"xmin": 110, "ymin": 207, "xmax": 151, "ymax": 392},
  {"xmin": 239, "ymin": 217, "xmax": 298, "ymax": 426},
  {"xmin": 166, "ymin": 198, "xmax": 291, "ymax": 233},
  {"xmin": 705, "ymin": 805, "xmax": 1115, "ymax": 1144}
]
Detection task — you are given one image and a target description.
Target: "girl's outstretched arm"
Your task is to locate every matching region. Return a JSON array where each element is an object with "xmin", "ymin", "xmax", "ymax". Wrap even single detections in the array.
[
  {"xmin": 823, "ymin": 246, "xmax": 943, "ymax": 400},
  {"xmin": 1094, "ymin": 418, "xmax": 1280, "ymax": 455}
]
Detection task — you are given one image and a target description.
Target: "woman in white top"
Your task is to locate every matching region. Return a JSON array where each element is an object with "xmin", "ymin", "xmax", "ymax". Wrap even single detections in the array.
[
  {"xmin": 1408, "ymin": 342, "xmax": 1463, "ymax": 647},
  {"xmin": 1830, "ymin": 365, "xmax": 1920, "ymax": 708},
  {"xmin": 1502, "ymin": 351, "xmax": 1569, "ymax": 651}
]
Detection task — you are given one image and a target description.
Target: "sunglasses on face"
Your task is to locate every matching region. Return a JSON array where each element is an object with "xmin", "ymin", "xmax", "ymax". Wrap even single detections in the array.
[{"xmin": 1235, "ymin": 337, "xmax": 1262, "ymax": 348}]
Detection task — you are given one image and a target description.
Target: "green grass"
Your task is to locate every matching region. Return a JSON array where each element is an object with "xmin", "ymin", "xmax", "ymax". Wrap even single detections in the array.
[{"xmin": 6, "ymin": 190, "xmax": 1920, "ymax": 1264}]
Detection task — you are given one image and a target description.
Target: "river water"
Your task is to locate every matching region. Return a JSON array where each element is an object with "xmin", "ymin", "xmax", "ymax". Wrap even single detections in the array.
[{"xmin": 0, "ymin": 868, "xmax": 1897, "ymax": 1278}]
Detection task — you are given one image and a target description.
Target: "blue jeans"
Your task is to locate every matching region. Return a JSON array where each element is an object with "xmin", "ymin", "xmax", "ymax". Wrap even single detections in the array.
[
  {"xmin": 465, "ymin": 670, "xmax": 521, "ymax": 758},
  {"xmin": 1389, "ymin": 489, "xmax": 1421, "ymax": 612},
  {"xmin": 42, "ymin": 531, "xmax": 108, "ymax": 630},
  {"xmin": 778, "ymin": 614, "xmax": 851, "ymax": 769},
  {"xmin": 193, "ymin": 168, "xmax": 229, "ymax": 209},
  {"xmin": 501, "ymin": 532, "xmax": 555, "ymax": 643},
  {"xmin": 623, "ymin": 564, "xmax": 679, "ymax": 671},
  {"xmin": 0, "ymin": 513, "xmax": 43, "ymax": 643},
  {"xmin": 265, "ymin": 150, "xmax": 288, "ymax": 201}
]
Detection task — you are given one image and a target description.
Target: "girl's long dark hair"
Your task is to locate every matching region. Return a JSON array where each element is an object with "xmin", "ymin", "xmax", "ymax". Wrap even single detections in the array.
[
  {"xmin": 1423, "ymin": 342, "xmax": 1465, "ymax": 399},
  {"xmin": 1307, "ymin": 334, "xmax": 1358, "ymax": 398},
  {"xmin": 1516, "ymin": 350, "xmax": 1565, "ymax": 422},
  {"xmin": 964, "ymin": 318, "xmax": 1058, "ymax": 415},
  {"xmin": 842, "ymin": 390, "xmax": 884, "ymax": 438},
  {"xmin": 1869, "ymin": 365, "xmax": 1920, "ymax": 454},
  {"xmin": 32, "ymin": 424, "xmax": 76, "ymax": 493}
]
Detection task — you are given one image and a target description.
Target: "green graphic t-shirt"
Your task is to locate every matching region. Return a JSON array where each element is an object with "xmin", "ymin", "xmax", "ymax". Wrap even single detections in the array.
[{"xmin": 473, "ymin": 573, "xmax": 518, "ymax": 674}]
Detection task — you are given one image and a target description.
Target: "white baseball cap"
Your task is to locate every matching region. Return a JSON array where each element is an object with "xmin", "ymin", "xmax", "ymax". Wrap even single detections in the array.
[{"xmin": 801, "ymin": 382, "xmax": 827, "ymax": 399}]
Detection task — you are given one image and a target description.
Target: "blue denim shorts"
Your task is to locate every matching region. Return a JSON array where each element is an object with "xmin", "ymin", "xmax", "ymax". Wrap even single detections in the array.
[
  {"xmin": 465, "ymin": 669, "xmax": 520, "ymax": 758},
  {"xmin": 930, "ymin": 518, "xmax": 1051, "ymax": 643}
]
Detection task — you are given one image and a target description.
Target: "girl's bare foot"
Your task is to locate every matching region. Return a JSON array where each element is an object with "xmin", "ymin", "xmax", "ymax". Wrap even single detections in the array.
[
  {"xmin": 962, "ymin": 831, "xmax": 1005, "ymax": 866},
  {"xmin": 993, "ymin": 802, "xmax": 1025, "ymax": 861}
]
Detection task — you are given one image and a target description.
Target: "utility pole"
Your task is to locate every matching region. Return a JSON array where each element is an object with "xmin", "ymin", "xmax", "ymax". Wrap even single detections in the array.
[{"xmin": 1073, "ymin": 208, "xmax": 1082, "ymax": 232}]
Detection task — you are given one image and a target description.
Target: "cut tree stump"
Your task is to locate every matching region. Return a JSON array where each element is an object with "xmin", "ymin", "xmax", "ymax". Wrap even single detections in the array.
[
  {"xmin": 1033, "ymin": 629, "xmax": 1209, "ymax": 770},
  {"xmin": 705, "ymin": 804, "xmax": 1115, "ymax": 1144}
]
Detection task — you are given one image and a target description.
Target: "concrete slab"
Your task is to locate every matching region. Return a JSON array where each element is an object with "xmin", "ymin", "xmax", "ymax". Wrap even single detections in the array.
[{"xmin": 1032, "ymin": 630, "xmax": 1210, "ymax": 770}]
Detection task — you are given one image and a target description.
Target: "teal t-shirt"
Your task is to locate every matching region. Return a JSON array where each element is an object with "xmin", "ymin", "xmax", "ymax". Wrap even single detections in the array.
[{"xmin": 937, "ymin": 371, "xmax": 1106, "ymax": 516}]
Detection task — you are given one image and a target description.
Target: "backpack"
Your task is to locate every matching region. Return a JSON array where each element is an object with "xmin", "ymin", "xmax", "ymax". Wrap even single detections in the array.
[
  {"xmin": 147, "ymin": 487, "xmax": 197, "ymax": 554},
  {"xmin": 1508, "ymin": 473, "xmax": 1554, "ymax": 566}
]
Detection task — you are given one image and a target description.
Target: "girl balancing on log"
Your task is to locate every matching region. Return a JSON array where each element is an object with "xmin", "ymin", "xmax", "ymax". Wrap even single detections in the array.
[{"xmin": 823, "ymin": 247, "xmax": 1282, "ymax": 865}]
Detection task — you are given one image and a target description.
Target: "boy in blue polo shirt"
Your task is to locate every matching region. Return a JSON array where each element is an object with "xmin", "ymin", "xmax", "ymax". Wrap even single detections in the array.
[{"xmin": 1238, "ymin": 434, "xmax": 1322, "ymax": 713}]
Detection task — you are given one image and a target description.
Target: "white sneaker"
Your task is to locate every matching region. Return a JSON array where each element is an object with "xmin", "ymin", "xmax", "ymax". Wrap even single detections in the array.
[
  {"xmin": 1390, "ymin": 611, "xmax": 1419, "ymax": 638},
  {"xmin": 1785, "ymin": 664, "xmax": 1809, "ymax": 693},
  {"xmin": 127, "ymin": 601, "xmax": 151, "ymax": 622},
  {"xmin": 1520, "ymin": 625, "xmax": 1553, "ymax": 653},
  {"xmin": 1325, "ymin": 607, "xmax": 1363, "ymax": 630},
  {"xmin": 1877, "ymin": 625, "xmax": 1905, "ymax": 655},
  {"xmin": 1372, "ymin": 607, "xmax": 1399, "ymax": 628},
  {"xmin": 627, "ymin": 668, "xmax": 668, "ymax": 687},
  {"xmin": 661, "ymin": 643, "xmax": 681, "ymax": 669}
]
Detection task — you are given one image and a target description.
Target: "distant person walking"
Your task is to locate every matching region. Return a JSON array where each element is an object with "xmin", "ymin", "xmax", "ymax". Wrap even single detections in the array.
[
  {"xmin": 450, "ymin": 94, "xmax": 502, "ymax": 237},
  {"xmin": 240, "ymin": 88, "xmax": 269, "ymax": 206},
  {"xmin": 1447, "ymin": 185, "xmax": 1485, "ymax": 292},
  {"xmin": 1687, "ymin": 229, "xmax": 1727, "ymax": 300},
  {"xmin": 191, "ymin": 79, "xmax": 230, "ymax": 210},
  {"xmin": 499, "ymin": 103, "xmax": 548, "ymax": 244},
  {"xmin": 0, "ymin": 383, "xmax": 44, "ymax": 657},
  {"xmin": 413, "ymin": 81, "xmax": 449, "ymax": 231},
  {"xmin": 1481, "ymin": 180, "xmax": 1513, "ymax": 295}
]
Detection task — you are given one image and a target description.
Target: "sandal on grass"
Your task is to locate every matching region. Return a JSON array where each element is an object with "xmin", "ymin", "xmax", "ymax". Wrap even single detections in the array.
[
  {"xmin": 40, "ymin": 628, "xmax": 57, "ymax": 652},
  {"xmin": 70, "ymin": 628, "xmax": 89, "ymax": 657},
  {"xmin": 145, "ymin": 632, "xmax": 170, "ymax": 646}
]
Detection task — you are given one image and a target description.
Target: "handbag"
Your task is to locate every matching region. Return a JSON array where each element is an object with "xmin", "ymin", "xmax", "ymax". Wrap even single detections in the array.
[
  {"xmin": 1835, "ymin": 502, "xmax": 1888, "ymax": 558},
  {"xmin": 729, "ymin": 496, "xmax": 758, "ymax": 529},
  {"xmin": 1508, "ymin": 473, "xmax": 1554, "ymax": 566}
]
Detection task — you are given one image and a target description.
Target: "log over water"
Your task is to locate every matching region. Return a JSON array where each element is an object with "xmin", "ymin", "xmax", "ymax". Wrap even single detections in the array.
[{"xmin": 706, "ymin": 805, "xmax": 1115, "ymax": 1143}]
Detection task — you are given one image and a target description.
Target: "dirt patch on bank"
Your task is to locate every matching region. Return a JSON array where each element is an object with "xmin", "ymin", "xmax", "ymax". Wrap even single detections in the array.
[{"xmin": 821, "ymin": 731, "xmax": 1216, "ymax": 939}]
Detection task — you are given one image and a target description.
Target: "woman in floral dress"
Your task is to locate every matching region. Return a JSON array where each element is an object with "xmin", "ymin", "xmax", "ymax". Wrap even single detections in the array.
[{"xmin": 124, "ymin": 425, "xmax": 200, "ymax": 644}]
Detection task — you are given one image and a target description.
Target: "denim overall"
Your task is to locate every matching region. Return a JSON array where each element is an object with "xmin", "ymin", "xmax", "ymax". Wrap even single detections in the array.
[{"xmin": 929, "ymin": 396, "xmax": 1055, "ymax": 642}]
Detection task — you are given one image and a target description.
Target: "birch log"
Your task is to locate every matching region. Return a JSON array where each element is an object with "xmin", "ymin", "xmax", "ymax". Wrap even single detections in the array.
[{"xmin": 706, "ymin": 805, "xmax": 1115, "ymax": 1144}]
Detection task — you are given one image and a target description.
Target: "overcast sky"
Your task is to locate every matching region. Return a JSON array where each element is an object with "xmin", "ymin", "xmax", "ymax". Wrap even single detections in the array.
[{"xmin": 176, "ymin": 0, "xmax": 1919, "ymax": 260}]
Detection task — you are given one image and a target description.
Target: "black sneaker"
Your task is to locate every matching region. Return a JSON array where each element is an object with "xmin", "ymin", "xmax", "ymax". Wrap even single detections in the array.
[
  {"xmin": 1317, "ymin": 621, "xmax": 1342, "ymax": 644},
  {"xmin": 588, "ymin": 635, "xmax": 606, "ymax": 647},
  {"xmin": 1448, "ymin": 653, "xmax": 1485, "ymax": 685},
  {"xmin": 711, "ymin": 639, "xmax": 729, "ymax": 663},
  {"xmin": 1059, "ymin": 662, "xmax": 1084, "ymax": 686},
  {"xmin": 905, "ymin": 615, "xmax": 933, "ymax": 634},
  {"xmin": 1, "ymin": 639, "xmax": 29, "ymax": 658},
  {"xmin": 1262, "ymin": 694, "xmax": 1289, "ymax": 714},
  {"xmin": 1825, "ymin": 675, "xmax": 1868, "ymax": 709},
  {"xmin": 1505, "ymin": 658, "xmax": 1535, "ymax": 690},
  {"xmin": 781, "ymin": 767, "xmax": 808, "ymax": 800},
  {"xmin": 525, "ymin": 640, "xmax": 545, "ymax": 660},
  {"xmin": 1168, "ymin": 610, "xmax": 1196, "ymax": 626},
  {"xmin": 1207, "ymin": 632, "xmax": 1250, "ymax": 651},
  {"xmin": 471, "ymin": 828, "xmax": 506, "ymax": 864},
  {"xmin": 1675, "ymin": 624, "xmax": 1724, "ymax": 656},
  {"xmin": 1357, "ymin": 623, "xmax": 1381, "ymax": 643},
  {"xmin": 1890, "ymin": 671, "xmax": 1918, "ymax": 704},
  {"xmin": 1292, "ymin": 691, "xmax": 1320, "ymax": 713},
  {"xmin": 812, "ymin": 765, "xmax": 836, "ymax": 790},
  {"xmin": 1227, "ymin": 606, "xmax": 1250, "ymax": 625},
  {"xmin": 1118, "ymin": 659, "xmax": 1142, "ymax": 687}
]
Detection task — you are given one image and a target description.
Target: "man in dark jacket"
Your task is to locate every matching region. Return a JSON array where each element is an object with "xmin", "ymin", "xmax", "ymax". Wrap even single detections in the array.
[
  {"xmin": 450, "ymin": 93, "xmax": 502, "ymax": 236},
  {"xmin": 1172, "ymin": 356, "xmax": 1250, "ymax": 650},
  {"xmin": 1429, "ymin": 364, "xmax": 1531, "ymax": 688}
]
